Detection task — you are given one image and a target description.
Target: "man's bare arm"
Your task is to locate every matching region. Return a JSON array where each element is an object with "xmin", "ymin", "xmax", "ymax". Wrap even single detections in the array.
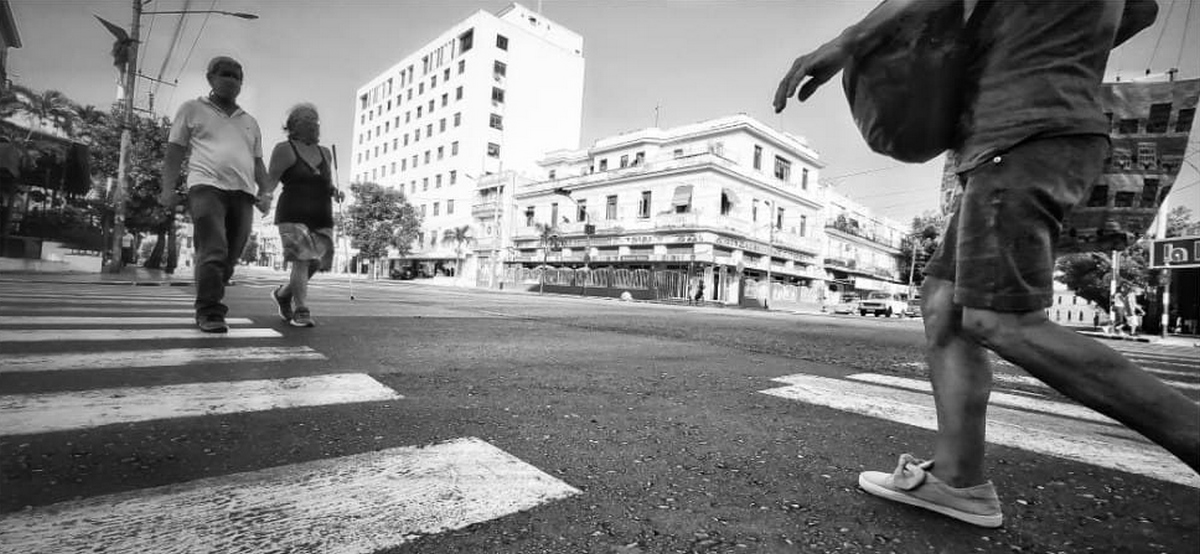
[
  {"xmin": 159, "ymin": 143, "xmax": 186, "ymax": 208},
  {"xmin": 774, "ymin": 0, "xmax": 957, "ymax": 112}
]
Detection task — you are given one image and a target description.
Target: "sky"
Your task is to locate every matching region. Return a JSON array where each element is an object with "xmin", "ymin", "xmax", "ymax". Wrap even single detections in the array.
[{"xmin": 9, "ymin": 0, "xmax": 1200, "ymax": 225}]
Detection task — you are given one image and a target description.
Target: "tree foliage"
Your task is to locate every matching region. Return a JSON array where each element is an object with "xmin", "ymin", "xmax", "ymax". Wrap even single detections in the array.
[
  {"xmin": 898, "ymin": 211, "xmax": 947, "ymax": 289},
  {"xmin": 343, "ymin": 182, "xmax": 421, "ymax": 261},
  {"xmin": 1166, "ymin": 206, "xmax": 1198, "ymax": 237}
]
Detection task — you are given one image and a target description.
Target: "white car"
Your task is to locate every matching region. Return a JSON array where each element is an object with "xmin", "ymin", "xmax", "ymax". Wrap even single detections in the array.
[{"xmin": 859, "ymin": 291, "xmax": 909, "ymax": 318}]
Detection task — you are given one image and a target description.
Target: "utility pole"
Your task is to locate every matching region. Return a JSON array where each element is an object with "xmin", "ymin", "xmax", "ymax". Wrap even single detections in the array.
[
  {"xmin": 907, "ymin": 237, "xmax": 918, "ymax": 294},
  {"xmin": 104, "ymin": 0, "xmax": 141, "ymax": 273},
  {"xmin": 765, "ymin": 201, "xmax": 774, "ymax": 310}
]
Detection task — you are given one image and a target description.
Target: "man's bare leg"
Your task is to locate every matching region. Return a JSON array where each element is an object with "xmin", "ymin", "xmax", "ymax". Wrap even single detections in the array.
[
  {"xmin": 961, "ymin": 307, "xmax": 1200, "ymax": 472},
  {"xmin": 922, "ymin": 277, "xmax": 993, "ymax": 487}
]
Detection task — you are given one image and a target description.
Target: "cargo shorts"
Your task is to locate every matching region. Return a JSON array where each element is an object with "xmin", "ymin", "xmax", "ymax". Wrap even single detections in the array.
[
  {"xmin": 277, "ymin": 222, "xmax": 334, "ymax": 270},
  {"xmin": 924, "ymin": 135, "xmax": 1109, "ymax": 312}
]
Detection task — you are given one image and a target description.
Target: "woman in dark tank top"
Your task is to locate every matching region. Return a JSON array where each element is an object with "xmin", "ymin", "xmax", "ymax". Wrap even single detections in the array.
[{"xmin": 256, "ymin": 103, "xmax": 343, "ymax": 327}]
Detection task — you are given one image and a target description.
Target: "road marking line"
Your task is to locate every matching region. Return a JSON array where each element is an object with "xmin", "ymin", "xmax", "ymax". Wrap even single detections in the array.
[
  {"xmin": 846, "ymin": 373, "xmax": 1118, "ymax": 425},
  {"xmin": 761, "ymin": 373, "xmax": 1199, "ymax": 488},
  {"xmin": 0, "ymin": 317, "xmax": 253, "ymax": 326},
  {"xmin": 0, "ymin": 373, "xmax": 400, "ymax": 436},
  {"xmin": 900, "ymin": 362, "xmax": 1200, "ymax": 392},
  {"xmin": 1128, "ymin": 356, "xmax": 1200, "ymax": 369},
  {"xmin": 0, "ymin": 297, "xmax": 193, "ymax": 305},
  {"xmin": 0, "ymin": 437, "xmax": 579, "ymax": 554},
  {"xmin": 0, "ymin": 328, "xmax": 281, "ymax": 343},
  {"xmin": 0, "ymin": 307, "xmax": 193, "ymax": 315},
  {"xmin": 0, "ymin": 346, "xmax": 326, "ymax": 373}
]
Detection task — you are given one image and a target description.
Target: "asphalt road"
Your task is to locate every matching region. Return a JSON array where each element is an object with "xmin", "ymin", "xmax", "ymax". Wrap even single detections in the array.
[{"xmin": 1, "ymin": 273, "xmax": 1197, "ymax": 554}]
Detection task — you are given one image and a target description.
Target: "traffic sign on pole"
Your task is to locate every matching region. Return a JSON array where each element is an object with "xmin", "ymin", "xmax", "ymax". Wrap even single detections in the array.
[{"xmin": 1149, "ymin": 236, "xmax": 1200, "ymax": 268}]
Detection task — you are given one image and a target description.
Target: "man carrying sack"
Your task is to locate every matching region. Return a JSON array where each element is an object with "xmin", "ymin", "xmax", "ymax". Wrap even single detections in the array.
[{"xmin": 773, "ymin": 0, "xmax": 1197, "ymax": 528}]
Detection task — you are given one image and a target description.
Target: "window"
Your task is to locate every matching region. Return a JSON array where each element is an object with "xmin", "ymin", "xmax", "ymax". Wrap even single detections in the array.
[
  {"xmin": 1176, "ymin": 108, "xmax": 1195, "ymax": 133},
  {"xmin": 599, "ymin": 159, "xmax": 608, "ymax": 171},
  {"xmin": 753, "ymin": 145, "xmax": 763, "ymax": 169},
  {"xmin": 1114, "ymin": 191, "xmax": 1137, "ymax": 207},
  {"xmin": 412, "ymin": 154, "xmax": 418, "ymax": 167},
  {"xmin": 673, "ymin": 148, "xmax": 684, "ymax": 158},
  {"xmin": 447, "ymin": 200, "xmax": 454, "ymax": 214},
  {"xmin": 419, "ymin": 82, "xmax": 425, "ymax": 95},
  {"xmin": 774, "ymin": 156, "xmax": 791, "ymax": 181},
  {"xmin": 436, "ymin": 174, "xmax": 442, "ymax": 187},
  {"xmin": 444, "ymin": 68, "xmax": 450, "ymax": 81},
  {"xmin": 458, "ymin": 29, "xmax": 474, "ymax": 53},
  {"xmin": 490, "ymin": 113, "xmax": 504, "ymax": 130},
  {"xmin": 451, "ymin": 141, "xmax": 459, "ymax": 155},
  {"xmin": 605, "ymin": 195, "xmax": 618, "ymax": 220},
  {"xmin": 442, "ymin": 93, "xmax": 448, "ymax": 107},
  {"xmin": 440, "ymin": 118, "xmax": 446, "ymax": 132},
  {"xmin": 491, "ymin": 87, "xmax": 505, "ymax": 103},
  {"xmin": 421, "ymin": 205, "xmax": 427, "ymax": 217},
  {"xmin": 433, "ymin": 202, "xmax": 440, "ymax": 216},
  {"xmin": 639, "ymin": 191, "xmax": 651, "ymax": 218},
  {"xmin": 407, "ymin": 89, "xmax": 413, "ymax": 100},
  {"xmin": 417, "ymin": 106, "xmax": 423, "ymax": 118},
  {"xmin": 776, "ymin": 207, "xmax": 785, "ymax": 229},
  {"xmin": 456, "ymin": 86, "xmax": 463, "ymax": 100},
  {"xmin": 422, "ymin": 177, "xmax": 429, "ymax": 191},
  {"xmin": 401, "ymin": 159, "xmax": 407, "ymax": 171},
  {"xmin": 634, "ymin": 152, "xmax": 644, "ymax": 166},
  {"xmin": 801, "ymin": 168, "xmax": 809, "ymax": 190},
  {"xmin": 620, "ymin": 155, "xmax": 629, "ymax": 168},
  {"xmin": 487, "ymin": 142, "xmax": 501, "ymax": 157},
  {"xmin": 577, "ymin": 199, "xmax": 588, "ymax": 222},
  {"xmin": 496, "ymin": 34, "xmax": 508, "ymax": 50},
  {"xmin": 426, "ymin": 123, "xmax": 433, "ymax": 137},
  {"xmin": 406, "ymin": 111, "xmax": 411, "ymax": 123},
  {"xmin": 525, "ymin": 206, "xmax": 535, "ymax": 226},
  {"xmin": 431, "ymin": 75, "xmax": 437, "ymax": 88},
  {"xmin": 752, "ymin": 199, "xmax": 759, "ymax": 222},
  {"xmin": 1147, "ymin": 102, "xmax": 1172, "ymax": 133},
  {"xmin": 720, "ymin": 191, "xmax": 732, "ymax": 216},
  {"xmin": 1086, "ymin": 184, "xmax": 1108, "ymax": 207},
  {"xmin": 1117, "ymin": 118, "xmax": 1139, "ymax": 134},
  {"xmin": 551, "ymin": 203, "xmax": 559, "ymax": 225},
  {"xmin": 454, "ymin": 112, "xmax": 462, "ymax": 126},
  {"xmin": 413, "ymin": 128, "xmax": 420, "ymax": 142},
  {"xmin": 428, "ymin": 99, "xmax": 434, "ymax": 112},
  {"xmin": 450, "ymin": 170, "xmax": 457, "ymax": 185},
  {"xmin": 1141, "ymin": 178, "xmax": 1160, "ymax": 207},
  {"xmin": 437, "ymin": 146, "xmax": 444, "ymax": 160},
  {"xmin": 494, "ymin": 60, "xmax": 507, "ymax": 77},
  {"xmin": 458, "ymin": 59, "xmax": 466, "ymax": 74},
  {"xmin": 424, "ymin": 150, "xmax": 431, "ymax": 164},
  {"xmin": 799, "ymin": 215, "xmax": 807, "ymax": 236}
]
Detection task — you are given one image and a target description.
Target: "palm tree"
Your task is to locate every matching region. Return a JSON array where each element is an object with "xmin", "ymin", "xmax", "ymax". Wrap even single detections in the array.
[
  {"xmin": 535, "ymin": 222, "xmax": 561, "ymax": 294},
  {"xmin": 442, "ymin": 224, "xmax": 473, "ymax": 285},
  {"xmin": 13, "ymin": 86, "xmax": 75, "ymax": 142}
]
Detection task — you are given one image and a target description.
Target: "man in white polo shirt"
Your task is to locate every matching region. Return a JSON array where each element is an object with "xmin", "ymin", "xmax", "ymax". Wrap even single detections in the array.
[{"xmin": 160, "ymin": 56, "xmax": 265, "ymax": 333}]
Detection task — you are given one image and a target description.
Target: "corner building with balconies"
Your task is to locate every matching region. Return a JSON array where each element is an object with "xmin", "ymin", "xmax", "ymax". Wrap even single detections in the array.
[
  {"xmin": 350, "ymin": 2, "xmax": 584, "ymax": 277},
  {"xmin": 486, "ymin": 114, "xmax": 828, "ymax": 309},
  {"xmin": 822, "ymin": 190, "xmax": 909, "ymax": 300}
]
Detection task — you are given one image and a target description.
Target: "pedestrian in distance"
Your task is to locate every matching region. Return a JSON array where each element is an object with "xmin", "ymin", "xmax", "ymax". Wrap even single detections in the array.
[
  {"xmin": 160, "ymin": 56, "xmax": 266, "ymax": 333},
  {"xmin": 257, "ymin": 103, "xmax": 342, "ymax": 327},
  {"xmin": 775, "ymin": 0, "xmax": 1197, "ymax": 529}
]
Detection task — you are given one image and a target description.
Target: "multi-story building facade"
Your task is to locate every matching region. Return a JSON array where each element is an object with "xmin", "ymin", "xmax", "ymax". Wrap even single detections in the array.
[
  {"xmin": 350, "ymin": 2, "xmax": 584, "ymax": 277},
  {"xmin": 822, "ymin": 190, "xmax": 908, "ymax": 300},
  {"xmin": 476, "ymin": 114, "xmax": 828, "ymax": 309}
]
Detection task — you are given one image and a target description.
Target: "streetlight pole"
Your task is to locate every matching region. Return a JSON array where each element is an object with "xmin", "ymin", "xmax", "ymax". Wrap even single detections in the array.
[
  {"xmin": 104, "ymin": 0, "xmax": 141, "ymax": 273},
  {"xmin": 764, "ymin": 200, "xmax": 774, "ymax": 310}
]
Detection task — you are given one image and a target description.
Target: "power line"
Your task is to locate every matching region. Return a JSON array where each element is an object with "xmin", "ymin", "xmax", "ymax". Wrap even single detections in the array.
[
  {"xmin": 1177, "ymin": 0, "xmax": 1194, "ymax": 73},
  {"xmin": 1148, "ymin": 0, "xmax": 1177, "ymax": 71},
  {"xmin": 151, "ymin": 0, "xmax": 192, "ymax": 99},
  {"xmin": 164, "ymin": 0, "xmax": 216, "ymax": 115}
]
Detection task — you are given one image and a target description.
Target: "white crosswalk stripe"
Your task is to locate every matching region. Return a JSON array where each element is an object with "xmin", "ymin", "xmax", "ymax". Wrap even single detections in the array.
[
  {"xmin": 0, "ymin": 281, "xmax": 578, "ymax": 552},
  {"xmin": 762, "ymin": 340, "xmax": 1200, "ymax": 488}
]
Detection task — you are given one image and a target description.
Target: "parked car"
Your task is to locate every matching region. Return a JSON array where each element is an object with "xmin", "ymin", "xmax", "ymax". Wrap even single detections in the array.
[
  {"xmin": 903, "ymin": 297, "xmax": 923, "ymax": 318},
  {"xmin": 830, "ymin": 300, "xmax": 859, "ymax": 314},
  {"xmin": 390, "ymin": 267, "xmax": 416, "ymax": 280},
  {"xmin": 859, "ymin": 291, "xmax": 909, "ymax": 317}
]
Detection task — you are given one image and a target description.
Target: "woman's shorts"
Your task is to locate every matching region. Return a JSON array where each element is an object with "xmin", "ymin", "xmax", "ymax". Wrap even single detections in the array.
[
  {"xmin": 924, "ymin": 135, "xmax": 1109, "ymax": 312},
  {"xmin": 278, "ymin": 222, "xmax": 333, "ymax": 270}
]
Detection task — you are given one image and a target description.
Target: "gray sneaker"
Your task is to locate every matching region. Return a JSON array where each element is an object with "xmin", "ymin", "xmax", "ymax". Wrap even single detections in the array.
[
  {"xmin": 858, "ymin": 454, "xmax": 1003, "ymax": 528},
  {"xmin": 290, "ymin": 307, "xmax": 315, "ymax": 327},
  {"xmin": 272, "ymin": 286, "xmax": 293, "ymax": 322}
]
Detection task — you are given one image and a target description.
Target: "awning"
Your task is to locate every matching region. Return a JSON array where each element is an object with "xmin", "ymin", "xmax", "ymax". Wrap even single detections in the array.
[{"xmin": 671, "ymin": 185, "xmax": 694, "ymax": 207}]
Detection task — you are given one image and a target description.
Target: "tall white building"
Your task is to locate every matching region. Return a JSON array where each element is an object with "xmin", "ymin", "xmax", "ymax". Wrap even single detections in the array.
[
  {"xmin": 822, "ymin": 190, "xmax": 908, "ymax": 298},
  {"xmin": 350, "ymin": 2, "xmax": 584, "ymax": 276}
]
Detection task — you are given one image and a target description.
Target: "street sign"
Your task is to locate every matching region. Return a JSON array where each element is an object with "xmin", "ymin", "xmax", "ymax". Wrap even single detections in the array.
[{"xmin": 1150, "ymin": 236, "xmax": 1200, "ymax": 268}]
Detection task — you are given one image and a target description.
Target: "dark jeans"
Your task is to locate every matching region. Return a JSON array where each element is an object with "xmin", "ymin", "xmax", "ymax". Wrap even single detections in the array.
[{"xmin": 188, "ymin": 185, "xmax": 254, "ymax": 319}]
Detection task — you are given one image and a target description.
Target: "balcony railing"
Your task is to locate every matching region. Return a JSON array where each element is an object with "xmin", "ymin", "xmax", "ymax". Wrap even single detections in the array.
[{"xmin": 512, "ymin": 213, "xmax": 824, "ymax": 255}]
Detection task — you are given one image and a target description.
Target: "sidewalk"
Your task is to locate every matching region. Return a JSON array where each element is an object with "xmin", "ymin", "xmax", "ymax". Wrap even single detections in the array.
[{"xmin": 1076, "ymin": 328, "xmax": 1200, "ymax": 348}]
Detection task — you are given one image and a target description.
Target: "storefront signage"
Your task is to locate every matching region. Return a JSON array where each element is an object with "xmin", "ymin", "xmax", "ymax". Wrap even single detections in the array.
[{"xmin": 1151, "ymin": 236, "xmax": 1200, "ymax": 268}]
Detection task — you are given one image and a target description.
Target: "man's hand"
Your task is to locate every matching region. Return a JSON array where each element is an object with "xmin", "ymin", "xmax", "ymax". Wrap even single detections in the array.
[
  {"xmin": 774, "ymin": 37, "xmax": 852, "ymax": 113},
  {"xmin": 332, "ymin": 188, "xmax": 345, "ymax": 203},
  {"xmin": 255, "ymin": 191, "xmax": 273, "ymax": 215}
]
